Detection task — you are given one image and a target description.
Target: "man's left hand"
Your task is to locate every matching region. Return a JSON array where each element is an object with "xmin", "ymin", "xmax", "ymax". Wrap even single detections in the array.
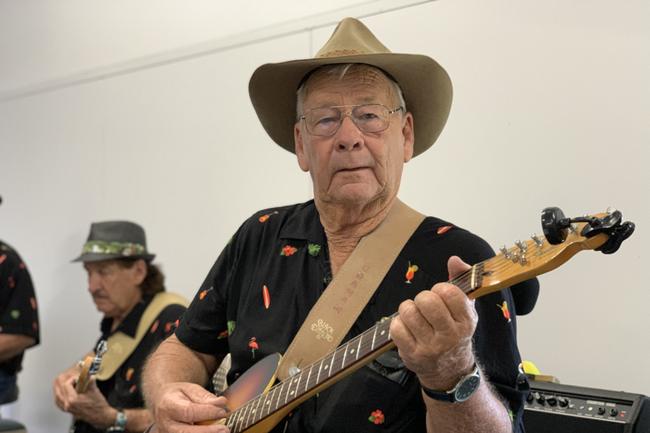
[
  {"xmin": 65, "ymin": 379, "xmax": 116, "ymax": 429},
  {"xmin": 390, "ymin": 255, "xmax": 477, "ymax": 391}
]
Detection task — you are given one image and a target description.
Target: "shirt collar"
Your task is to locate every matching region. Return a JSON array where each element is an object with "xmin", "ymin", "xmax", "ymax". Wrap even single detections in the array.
[
  {"xmin": 100, "ymin": 295, "xmax": 153, "ymax": 338},
  {"xmin": 278, "ymin": 200, "xmax": 326, "ymax": 244}
]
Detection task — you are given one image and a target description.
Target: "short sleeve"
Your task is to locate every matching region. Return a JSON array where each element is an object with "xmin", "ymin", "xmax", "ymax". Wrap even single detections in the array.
[{"xmin": 175, "ymin": 223, "xmax": 246, "ymax": 357}]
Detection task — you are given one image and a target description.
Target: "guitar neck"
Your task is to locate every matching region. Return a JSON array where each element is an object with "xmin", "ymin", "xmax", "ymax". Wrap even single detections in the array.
[
  {"xmin": 225, "ymin": 316, "xmax": 395, "ymax": 432},
  {"xmin": 225, "ymin": 222, "xmax": 612, "ymax": 432}
]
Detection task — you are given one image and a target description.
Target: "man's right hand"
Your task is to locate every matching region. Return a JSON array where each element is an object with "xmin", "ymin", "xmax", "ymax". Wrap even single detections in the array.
[
  {"xmin": 53, "ymin": 364, "xmax": 81, "ymax": 413},
  {"xmin": 151, "ymin": 382, "xmax": 230, "ymax": 433}
]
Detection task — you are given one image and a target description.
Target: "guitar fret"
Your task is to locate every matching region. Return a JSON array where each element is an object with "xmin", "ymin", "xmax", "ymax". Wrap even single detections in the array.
[
  {"xmin": 240, "ymin": 400, "xmax": 252, "ymax": 430},
  {"xmin": 334, "ymin": 346, "xmax": 346, "ymax": 374},
  {"xmin": 280, "ymin": 379, "xmax": 290, "ymax": 408},
  {"xmin": 248, "ymin": 394, "xmax": 264, "ymax": 428},
  {"xmin": 377, "ymin": 319, "xmax": 389, "ymax": 345},
  {"xmin": 261, "ymin": 389, "xmax": 273, "ymax": 418},
  {"xmin": 226, "ymin": 412, "xmax": 235, "ymax": 430},
  {"xmin": 284, "ymin": 377, "xmax": 291, "ymax": 404},
  {"xmin": 233, "ymin": 406, "xmax": 245, "ymax": 432},
  {"xmin": 270, "ymin": 382, "xmax": 282, "ymax": 413},
  {"xmin": 273, "ymin": 386, "xmax": 282, "ymax": 414},
  {"xmin": 355, "ymin": 334, "xmax": 363, "ymax": 360},
  {"xmin": 371, "ymin": 324, "xmax": 378, "ymax": 351},
  {"xmin": 327, "ymin": 350, "xmax": 336, "ymax": 376},
  {"xmin": 294, "ymin": 371, "xmax": 303, "ymax": 401},
  {"xmin": 316, "ymin": 358, "xmax": 324, "ymax": 384},
  {"xmin": 341, "ymin": 342, "xmax": 349, "ymax": 368},
  {"xmin": 255, "ymin": 396, "xmax": 264, "ymax": 421},
  {"xmin": 305, "ymin": 364, "xmax": 313, "ymax": 392}
]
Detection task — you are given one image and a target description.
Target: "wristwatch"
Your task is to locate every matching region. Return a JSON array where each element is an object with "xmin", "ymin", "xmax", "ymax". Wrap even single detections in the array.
[
  {"xmin": 106, "ymin": 409, "xmax": 127, "ymax": 432},
  {"xmin": 420, "ymin": 365, "xmax": 481, "ymax": 403}
]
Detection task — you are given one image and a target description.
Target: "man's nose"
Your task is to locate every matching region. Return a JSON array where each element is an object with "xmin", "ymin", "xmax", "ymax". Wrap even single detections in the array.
[
  {"xmin": 88, "ymin": 273, "xmax": 102, "ymax": 293},
  {"xmin": 336, "ymin": 115, "xmax": 363, "ymax": 151}
]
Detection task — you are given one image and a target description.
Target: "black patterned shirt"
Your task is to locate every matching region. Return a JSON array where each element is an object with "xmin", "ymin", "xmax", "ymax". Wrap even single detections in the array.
[
  {"xmin": 72, "ymin": 294, "xmax": 186, "ymax": 433},
  {"xmin": 0, "ymin": 240, "xmax": 40, "ymax": 376},
  {"xmin": 176, "ymin": 200, "xmax": 529, "ymax": 433}
]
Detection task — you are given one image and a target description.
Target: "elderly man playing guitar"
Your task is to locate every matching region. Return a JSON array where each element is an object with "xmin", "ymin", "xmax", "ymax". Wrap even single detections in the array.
[
  {"xmin": 143, "ymin": 18, "xmax": 528, "ymax": 433},
  {"xmin": 54, "ymin": 221, "xmax": 187, "ymax": 432}
]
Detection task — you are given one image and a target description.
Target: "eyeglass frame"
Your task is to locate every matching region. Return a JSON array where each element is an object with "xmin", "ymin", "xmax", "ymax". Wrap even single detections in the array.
[{"xmin": 298, "ymin": 103, "xmax": 404, "ymax": 137}]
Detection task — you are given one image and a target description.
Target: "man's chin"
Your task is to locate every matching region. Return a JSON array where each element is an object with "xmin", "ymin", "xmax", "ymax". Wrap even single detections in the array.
[{"xmin": 326, "ymin": 185, "xmax": 385, "ymax": 207}]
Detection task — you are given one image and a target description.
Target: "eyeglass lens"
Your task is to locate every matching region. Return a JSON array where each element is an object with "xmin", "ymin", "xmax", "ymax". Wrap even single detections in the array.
[{"xmin": 304, "ymin": 104, "xmax": 394, "ymax": 136}]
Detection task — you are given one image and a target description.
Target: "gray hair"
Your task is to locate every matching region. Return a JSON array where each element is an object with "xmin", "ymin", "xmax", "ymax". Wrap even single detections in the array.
[{"xmin": 296, "ymin": 64, "xmax": 406, "ymax": 119}]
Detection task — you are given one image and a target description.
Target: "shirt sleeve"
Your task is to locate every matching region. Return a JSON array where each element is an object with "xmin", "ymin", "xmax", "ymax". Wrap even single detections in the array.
[
  {"xmin": 0, "ymin": 249, "xmax": 40, "ymax": 344},
  {"xmin": 175, "ymin": 221, "xmax": 248, "ymax": 357}
]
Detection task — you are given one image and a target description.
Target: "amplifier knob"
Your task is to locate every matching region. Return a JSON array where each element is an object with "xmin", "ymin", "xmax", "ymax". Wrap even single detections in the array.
[
  {"xmin": 597, "ymin": 407, "xmax": 606, "ymax": 415},
  {"xmin": 536, "ymin": 393, "xmax": 546, "ymax": 404},
  {"xmin": 546, "ymin": 396, "xmax": 557, "ymax": 406},
  {"xmin": 558, "ymin": 397, "xmax": 569, "ymax": 407},
  {"xmin": 610, "ymin": 408, "xmax": 618, "ymax": 417},
  {"xmin": 526, "ymin": 393, "xmax": 534, "ymax": 403}
]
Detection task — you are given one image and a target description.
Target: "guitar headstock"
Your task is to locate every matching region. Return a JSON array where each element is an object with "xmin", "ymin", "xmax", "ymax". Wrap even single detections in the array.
[
  {"xmin": 468, "ymin": 208, "xmax": 634, "ymax": 299},
  {"xmin": 75, "ymin": 340, "xmax": 108, "ymax": 393}
]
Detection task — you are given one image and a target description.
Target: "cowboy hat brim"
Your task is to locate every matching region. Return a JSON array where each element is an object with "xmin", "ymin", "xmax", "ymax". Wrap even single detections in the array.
[{"xmin": 249, "ymin": 52, "xmax": 452, "ymax": 157}]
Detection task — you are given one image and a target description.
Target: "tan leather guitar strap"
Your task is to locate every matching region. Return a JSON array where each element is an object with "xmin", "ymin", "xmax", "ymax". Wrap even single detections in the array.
[
  {"xmin": 277, "ymin": 199, "xmax": 424, "ymax": 380},
  {"xmin": 95, "ymin": 291, "xmax": 188, "ymax": 381}
]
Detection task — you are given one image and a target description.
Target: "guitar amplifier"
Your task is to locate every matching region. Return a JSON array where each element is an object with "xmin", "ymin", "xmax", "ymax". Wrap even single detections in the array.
[
  {"xmin": 524, "ymin": 380, "xmax": 648, "ymax": 433},
  {"xmin": 0, "ymin": 419, "xmax": 26, "ymax": 433}
]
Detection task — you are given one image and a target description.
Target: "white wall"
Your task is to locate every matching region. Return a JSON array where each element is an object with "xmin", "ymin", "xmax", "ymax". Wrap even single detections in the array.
[
  {"xmin": 0, "ymin": 0, "xmax": 648, "ymax": 431},
  {"xmin": 0, "ymin": 0, "xmax": 404, "ymax": 95}
]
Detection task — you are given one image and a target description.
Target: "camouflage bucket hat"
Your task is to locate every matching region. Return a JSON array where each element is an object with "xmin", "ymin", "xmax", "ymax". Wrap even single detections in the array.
[{"xmin": 72, "ymin": 220, "xmax": 155, "ymax": 263}]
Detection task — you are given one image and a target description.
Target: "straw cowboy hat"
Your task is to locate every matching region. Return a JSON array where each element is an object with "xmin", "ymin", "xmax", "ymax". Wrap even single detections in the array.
[
  {"xmin": 72, "ymin": 220, "xmax": 156, "ymax": 263},
  {"xmin": 249, "ymin": 17, "xmax": 452, "ymax": 157}
]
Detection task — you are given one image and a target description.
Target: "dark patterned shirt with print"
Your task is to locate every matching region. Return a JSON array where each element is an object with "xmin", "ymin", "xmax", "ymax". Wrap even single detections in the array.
[
  {"xmin": 0, "ymin": 240, "xmax": 40, "ymax": 377},
  {"xmin": 176, "ymin": 200, "xmax": 530, "ymax": 433},
  {"xmin": 72, "ymin": 294, "xmax": 186, "ymax": 433}
]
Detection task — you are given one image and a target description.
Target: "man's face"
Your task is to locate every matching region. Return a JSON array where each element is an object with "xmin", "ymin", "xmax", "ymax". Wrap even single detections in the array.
[
  {"xmin": 294, "ymin": 67, "xmax": 414, "ymax": 208},
  {"xmin": 84, "ymin": 259, "xmax": 145, "ymax": 318}
]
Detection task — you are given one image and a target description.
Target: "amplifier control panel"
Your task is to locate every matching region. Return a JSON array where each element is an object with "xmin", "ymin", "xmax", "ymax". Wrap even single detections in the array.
[{"xmin": 525, "ymin": 380, "xmax": 644, "ymax": 426}]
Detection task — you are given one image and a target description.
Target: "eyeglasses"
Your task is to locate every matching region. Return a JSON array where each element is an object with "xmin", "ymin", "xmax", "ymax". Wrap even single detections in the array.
[{"xmin": 299, "ymin": 104, "xmax": 403, "ymax": 137}]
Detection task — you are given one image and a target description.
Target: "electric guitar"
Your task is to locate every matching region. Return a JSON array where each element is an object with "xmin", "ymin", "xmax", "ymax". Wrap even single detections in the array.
[
  {"xmin": 150, "ymin": 207, "xmax": 634, "ymax": 433},
  {"xmin": 70, "ymin": 340, "xmax": 108, "ymax": 432}
]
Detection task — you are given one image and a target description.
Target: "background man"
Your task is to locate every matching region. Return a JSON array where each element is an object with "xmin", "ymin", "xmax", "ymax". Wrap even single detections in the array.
[
  {"xmin": 53, "ymin": 221, "xmax": 186, "ymax": 432},
  {"xmin": 144, "ymin": 18, "xmax": 528, "ymax": 433}
]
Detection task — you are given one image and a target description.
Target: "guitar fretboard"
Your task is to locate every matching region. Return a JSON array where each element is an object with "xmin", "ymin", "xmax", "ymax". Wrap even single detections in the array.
[
  {"xmin": 225, "ymin": 314, "xmax": 393, "ymax": 432},
  {"xmin": 224, "ymin": 263, "xmax": 484, "ymax": 432}
]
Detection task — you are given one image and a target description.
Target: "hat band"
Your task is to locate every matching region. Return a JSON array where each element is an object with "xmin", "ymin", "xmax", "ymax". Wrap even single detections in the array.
[{"xmin": 81, "ymin": 240, "xmax": 146, "ymax": 257}]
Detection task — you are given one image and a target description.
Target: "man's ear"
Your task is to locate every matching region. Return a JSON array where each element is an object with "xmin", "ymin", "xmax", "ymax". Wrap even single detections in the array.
[
  {"xmin": 133, "ymin": 259, "xmax": 147, "ymax": 286},
  {"xmin": 294, "ymin": 123, "xmax": 310, "ymax": 172},
  {"xmin": 402, "ymin": 112, "xmax": 415, "ymax": 163}
]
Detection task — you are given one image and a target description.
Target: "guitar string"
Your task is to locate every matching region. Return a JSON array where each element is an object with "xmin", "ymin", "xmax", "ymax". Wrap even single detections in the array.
[{"xmin": 230, "ymin": 238, "xmax": 569, "ymax": 429}]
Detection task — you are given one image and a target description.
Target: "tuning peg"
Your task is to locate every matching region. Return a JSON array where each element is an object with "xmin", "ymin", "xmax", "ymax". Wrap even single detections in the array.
[
  {"xmin": 500, "ymin": 245, "xmax": 512, "ymax": 260},
  {"xmin": 515, "ymin": 240, "xmax": 527, "ymax": 253},
  {"xmin": 531, "ymin": 234, "xmax": 544, "ymax": 248}
]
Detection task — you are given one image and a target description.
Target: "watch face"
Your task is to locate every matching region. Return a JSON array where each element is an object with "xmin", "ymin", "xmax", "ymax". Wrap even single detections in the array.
[{"xmin": 454, "ymin": 374, "xmax": 480, "ymax": 402}]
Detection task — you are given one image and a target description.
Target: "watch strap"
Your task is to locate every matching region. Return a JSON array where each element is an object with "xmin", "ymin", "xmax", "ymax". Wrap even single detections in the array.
[
  {"xmin": 420, "ymin": 365, "xmax": 480, "ymax": 403},
  {"xmin": 107, "ymin": 409, "xmax": 127, "ymax": 432}
]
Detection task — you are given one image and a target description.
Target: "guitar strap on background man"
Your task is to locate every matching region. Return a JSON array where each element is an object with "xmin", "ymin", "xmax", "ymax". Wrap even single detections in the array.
[
  {"xmin": 95, "ymin": 292, "xmax": 188, "ymax": 381},
  {"xmin": 277, "ymin": 199, "xmax": 425, "ymax": 380}
]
